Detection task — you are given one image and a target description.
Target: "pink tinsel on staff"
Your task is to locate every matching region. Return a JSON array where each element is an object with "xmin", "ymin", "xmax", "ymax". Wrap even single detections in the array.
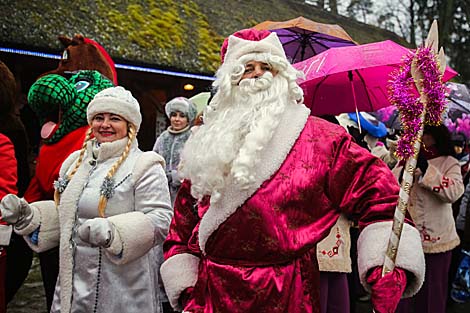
[{"xmin": 389, "ymin": 47, "xmax": 447, "ymax": 159}]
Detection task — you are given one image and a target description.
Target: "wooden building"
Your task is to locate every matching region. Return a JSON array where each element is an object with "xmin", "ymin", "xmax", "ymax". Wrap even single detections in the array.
[{"xmin": 0, "ymin": 0, "xmax": 408, "ymax": 150}]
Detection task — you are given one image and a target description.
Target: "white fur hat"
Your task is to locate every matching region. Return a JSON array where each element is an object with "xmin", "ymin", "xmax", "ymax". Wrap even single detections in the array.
[
  {"xmin": 87, "ymin": 86, "xmax": 142, "ymax": 131},
  {"xmin": 165, "ymin": 97, "xmax": 197, "ymax": 124},
  {"xmin": 222, "ymin": 30, "xmax": 287, "ymax": 65}
]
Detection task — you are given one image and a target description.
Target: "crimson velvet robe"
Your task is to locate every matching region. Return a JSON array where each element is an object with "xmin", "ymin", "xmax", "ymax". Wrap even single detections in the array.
[{"xmin": 162, "ymin": 105, "xmax": 424, "ymax": 313}]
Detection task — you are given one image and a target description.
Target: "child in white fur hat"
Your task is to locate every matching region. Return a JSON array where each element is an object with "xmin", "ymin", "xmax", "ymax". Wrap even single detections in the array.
[
  {"xmin": 153, "ymin": 96, "xmax": 197, "ymax": 205},
  {"xmin": 152, "ymin": 96, "xmax": 197, "ymax": 313}
]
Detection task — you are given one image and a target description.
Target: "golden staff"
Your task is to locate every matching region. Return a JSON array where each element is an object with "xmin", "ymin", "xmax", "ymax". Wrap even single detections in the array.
[{"xmin": 382, "ymin": 20, "xmax": 448, "ymax": 276}]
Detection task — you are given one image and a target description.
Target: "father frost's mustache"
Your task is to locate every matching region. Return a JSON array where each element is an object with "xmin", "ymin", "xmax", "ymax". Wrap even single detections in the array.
[{"xmin": 238, "ymin": 71, "xmax": 274, "ymax": 94}]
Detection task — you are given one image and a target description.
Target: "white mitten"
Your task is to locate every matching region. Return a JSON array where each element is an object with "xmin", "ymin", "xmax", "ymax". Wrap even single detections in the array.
[
  {"xmin": 78, "ymin": 218, "xmax": 115, "ymax": 248},
  {"xmin": 0, "ymin": 194, "xmax": 34, "ymax": 229}
]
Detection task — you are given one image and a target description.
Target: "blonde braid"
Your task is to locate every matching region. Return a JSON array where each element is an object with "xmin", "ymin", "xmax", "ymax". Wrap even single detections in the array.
[
  {"xmin": 54, "ymin": 127, "xmax": 93, "ymax": 206},
  {"xmin": 97, "ymin": 124, "xmax": 136, "ymax": 217}
]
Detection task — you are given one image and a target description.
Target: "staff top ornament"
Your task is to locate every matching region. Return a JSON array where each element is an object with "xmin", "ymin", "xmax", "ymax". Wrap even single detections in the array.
[{"xmin": 389, "ymin": 20, "xmax": 448, "ymax": 160}]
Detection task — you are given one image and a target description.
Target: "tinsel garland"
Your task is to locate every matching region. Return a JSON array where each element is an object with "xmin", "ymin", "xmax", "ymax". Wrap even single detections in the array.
[{"xmin": 388, "ymin": 46, "xmax": 447, "ymax": 159}]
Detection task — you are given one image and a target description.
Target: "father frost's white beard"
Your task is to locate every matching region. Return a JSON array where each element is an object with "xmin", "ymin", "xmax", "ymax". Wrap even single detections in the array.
[{"xmin": 179, "ymin": 72, "xmax": 291, "ymax": 202}]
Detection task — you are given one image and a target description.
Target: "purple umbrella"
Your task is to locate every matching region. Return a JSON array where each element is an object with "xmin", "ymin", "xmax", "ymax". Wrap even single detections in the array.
[{"xmin": 253, "ymin": 16, "xmax": 357, "ymax": 63}]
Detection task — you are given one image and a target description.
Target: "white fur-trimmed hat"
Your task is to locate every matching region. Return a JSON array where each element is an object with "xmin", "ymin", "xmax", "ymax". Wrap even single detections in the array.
[
  {"xmin": 87, "ymin": 86, "xmax": 142, "ymax": 131},
  {"xmin": 221, "ymin": 29, "xmax": 287, "ymax": 65},
  {"xmin": 165, "ymin": 97, "xmax": 197, "ymax": 124}
]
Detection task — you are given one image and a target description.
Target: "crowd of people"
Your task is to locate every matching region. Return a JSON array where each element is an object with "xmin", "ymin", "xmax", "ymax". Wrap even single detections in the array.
[{"xmin": 0, "ymin": 27, "xmax": 469, "ymax": 313}]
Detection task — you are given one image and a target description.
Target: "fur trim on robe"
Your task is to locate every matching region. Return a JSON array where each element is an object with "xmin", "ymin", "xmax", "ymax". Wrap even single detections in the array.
[
  {"xmin": 357, "ymin": 221, "xmax": 425, "ymax": 298},
  {"xmin": 198, "ymin": 104, "xmax": 310, "ymax": 254},
  {"xmin": 160, "ymin": 253, "xmax": 200, "ymax": 311}
]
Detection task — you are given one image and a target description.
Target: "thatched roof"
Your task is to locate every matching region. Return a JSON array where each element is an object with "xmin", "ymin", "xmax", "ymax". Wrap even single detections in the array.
[{"xmin": 0, "ymin": 0, "xmax": 409, "ymax": 75}]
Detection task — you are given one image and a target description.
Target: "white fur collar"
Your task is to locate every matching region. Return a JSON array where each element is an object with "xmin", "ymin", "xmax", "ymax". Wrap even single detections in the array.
[
  {"xmin": 198, "ymin": 104, "xmax": 310, "ymax": 254},
  {"xmin": 88, "ymin": 137, "xmax": 138, "ymax": 161}
]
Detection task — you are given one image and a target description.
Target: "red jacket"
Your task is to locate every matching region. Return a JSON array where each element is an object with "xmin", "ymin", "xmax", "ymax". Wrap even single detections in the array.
[
  {"xmin": 24, "ymin": 126, "xmax": 88, "ymax": 202},
  {"xmin": 0, "ymin": 133, "xmax": 17, "ymax": 225}
]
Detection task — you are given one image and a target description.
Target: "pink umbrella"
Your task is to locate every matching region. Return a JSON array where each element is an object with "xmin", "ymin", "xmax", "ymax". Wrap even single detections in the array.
[{"xmin": 293, "ymin": 40, "xmax": 457, "ymax": 116}]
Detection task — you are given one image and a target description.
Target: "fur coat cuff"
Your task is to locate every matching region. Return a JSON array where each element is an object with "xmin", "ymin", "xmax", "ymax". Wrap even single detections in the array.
[
  {"xmin": 160, "ymin": 253, "xmax": 200, "ymax": 311},
  {"xmin": 105, "ymin": 211, "xmax": 155, "ymax": 265},
  {"xmin": 15, "ymin": 200, "xmax": 59, "ymax": 253},
  {"xmin": 357, "ymin": 221, "xmax": 425, "ymax": 298}
]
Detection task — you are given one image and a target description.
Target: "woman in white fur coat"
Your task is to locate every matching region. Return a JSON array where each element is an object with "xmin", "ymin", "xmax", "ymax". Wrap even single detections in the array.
[{"xmin": 0, "ymin": 86, "xmax": 173, "ymax": 313}]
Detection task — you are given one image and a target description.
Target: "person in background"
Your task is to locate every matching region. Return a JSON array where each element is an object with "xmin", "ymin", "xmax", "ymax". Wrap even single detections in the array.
[
  {"xmin": 160, "ymin": 28, "xmax": 425, "ymax": 313},
  {"xmin": 317, "ymin": 214, "xmax": 352, "ymax": 313},
  {"xmin": 316, "ymin": 115, "xmax": 353, "ymax": 313},
  {"xmin": 450, "ymin": 132, "xmax": 470, "ymax": 304},
  {"xmin": 153, "ymin": 97, "xmax": 197, "ymax": 205},
  {"xmin": 452, "ymin": 168, "xmax": 470, "ymax": 303},
  {"xmin": 451, "ymin": 133, "xmax": 468, "ymax": 167},
  {"xmin": 0, "ymin": 86, "xmax": 173, "ymax": 313},
  {"xmin": 394, "ymin": 124, "xmax": 464, "ymax": 313},
  {"xmin": 152, "ymin": 96, "xmax": 197, "ymax": 313},
  {"xmin": 0, "ymin": 60, "xmax": 32, "ymax": 306},
  {"xmin": 335, "ymin": 112, "xmax": 380, "ymax": 308},
  {"xmin": 0, "ymin": 134, "xmax": 18, "ymax": 313}
]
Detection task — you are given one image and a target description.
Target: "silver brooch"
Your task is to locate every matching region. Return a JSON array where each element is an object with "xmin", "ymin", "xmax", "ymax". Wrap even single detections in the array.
[
  {"xmin": 100, "ymin": 177, "xmax": 115, "ymax": 199},
  {"xmin": 53, "ymin": 176, "xmax": 70, "ymax": 193}
]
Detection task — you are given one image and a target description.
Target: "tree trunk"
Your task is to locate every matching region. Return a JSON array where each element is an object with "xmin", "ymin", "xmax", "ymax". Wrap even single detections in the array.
[
  {"xmin": 409, "ymin": 0, "xmax": 416, "ymax": 46},
  {"xmin": 329, "ymin": 0, "xmax": 338, "ymax": 14},
  {"xmin": 438, "ymin": 0, "xmax": 455, "ymax": 49}
]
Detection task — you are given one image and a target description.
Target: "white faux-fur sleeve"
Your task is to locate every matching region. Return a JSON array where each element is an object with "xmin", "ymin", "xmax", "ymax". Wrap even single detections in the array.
[
  {"xmin": 357, "ymin": 221, "xmax": 425, "ymax": 298},
  {"xmin": 105, "ymin": 151, "xmax": 172, "ymax": 265},
  {"xmin": 14, "ymin": 151, "xmax": 81, "ymax": 252},
  {"xmin": 160, "ymin": 253, "xmax": 200, "ymax": 311},
  {"xmin": 105, "ymin": 211, "xmax": 155, "ymax": 265},
  {"xmin": 15, "ymin": 200, "xmax": 60, "ymax": 253}
]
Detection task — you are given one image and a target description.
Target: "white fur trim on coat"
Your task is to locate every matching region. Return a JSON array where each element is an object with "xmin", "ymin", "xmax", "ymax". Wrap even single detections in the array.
[
  {"xmin": 224, "ymin": 32, "xmax": 287, "ymax": 66},
  {"xmin": 15, "ymin": 201, "xmax": 60, "ymax": 253},
  {"xmin": 357, "ymin": 221, "xmax": 425, "ymax": 298},
  {"xmin": 56, "ymin": 152, "xmax": 93, "ymax": 313},
  {"xmin": 161, "ymin": 253, "xmax": 200, "ymax": 311},
  {"xmin": 105, "ymin": 211, "xmax": 155, "ymax": 265},
  {"xmin": 198, "ymin": 104, "xmax": 310, "ymax": 254}
]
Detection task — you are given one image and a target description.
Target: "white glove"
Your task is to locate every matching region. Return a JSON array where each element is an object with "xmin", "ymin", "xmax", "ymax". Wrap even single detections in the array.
[
  {"xmin": 0, "ymin": 194, "xmax": 33, "ymax": 228},
  {"xmin": 78, "ymin": 218, "xmax": 115, "ymax": 248}
]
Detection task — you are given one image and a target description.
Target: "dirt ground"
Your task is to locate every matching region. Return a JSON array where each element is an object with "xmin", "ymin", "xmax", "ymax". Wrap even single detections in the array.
[
  {"xmin": 7, "ymin": 257, "xmax": 46, "ymax": 313},
  {"xmin": 7, "ymin": 256, "xmax": 470, "ymax": 313}
]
